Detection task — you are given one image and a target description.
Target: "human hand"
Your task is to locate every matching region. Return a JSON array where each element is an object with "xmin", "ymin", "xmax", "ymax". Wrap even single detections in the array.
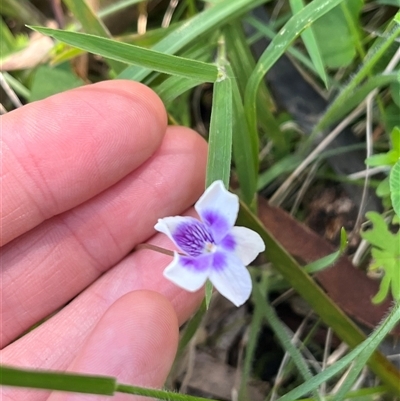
[{"xmin": 0, "ymin": 80, "xmax": 207, "ymax": 400}]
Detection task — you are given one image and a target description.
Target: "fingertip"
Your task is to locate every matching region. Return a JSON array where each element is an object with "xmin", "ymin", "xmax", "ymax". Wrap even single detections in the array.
[{"xmin": 2, "ymin": 80, "xmax": 168, "ymax": 245}]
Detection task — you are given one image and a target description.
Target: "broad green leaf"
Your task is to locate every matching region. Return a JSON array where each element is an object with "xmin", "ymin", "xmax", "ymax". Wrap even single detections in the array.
[
  {"xmin": 376, "ymin": 177, "xmax": 390, "ymax": 198},
  {"xmin": 312, "ymin": 0, "xmax": 363, "ymax": 68},
  {"xmin": 390, "ymin": 161, "xmax": 400, "ymax": 218},
  {"xmin": 29, "ymin": 27, "xmax": 218, "ymax": 82},
  {"xmin": 360, "ymin": 212, "xmax": 400, "ymax": 303},
  {"xmin": 316, "ymin": 17, "xmax": 400, "ymax": 132},
  {"xmin": 289, "ymin": 0, "xmax": 328, "ymax": 86},
  {"xmin": 29, "ymin": 65, "xmax": 84, "ymax": 101},
  {"xmin": 366, "ymin": 127, "xmax": 400, "ymax": 168}
]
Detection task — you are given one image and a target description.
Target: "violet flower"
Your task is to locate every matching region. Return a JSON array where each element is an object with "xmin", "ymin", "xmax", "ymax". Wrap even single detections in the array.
[{"xmin": 155, "ymin": 180, "xmax": 265, "ymax": 306}]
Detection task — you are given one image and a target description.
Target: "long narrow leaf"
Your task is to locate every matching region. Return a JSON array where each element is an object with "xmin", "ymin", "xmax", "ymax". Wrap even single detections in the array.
[
  {"xmin": 0, "ymin": 365, "xmax": 116, "ymax": 395},
  {"xmin": 63, "ymin": 0, "xmax": 111, "ymax": 37},
  {"xmin": 289, "ymin": 0, "xmax": 328, "ymax": 87},
  {"xmin": 29, "ymin": 27, "xmax": 218, "ymax": 82},
  {"xmin": 62, "ymin": 0, "xmax": 124, "ymax": 72},
  {"xmin": 244, "ymin": 0, "xmax": 344, "ymax": 153},
  {"xmin": 206, "ymin": 71, "xmax": 233, "ymax": 187}
]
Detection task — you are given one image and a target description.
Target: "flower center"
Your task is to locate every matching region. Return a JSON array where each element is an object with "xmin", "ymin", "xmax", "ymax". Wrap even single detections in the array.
[{"xmin": 175, "ymin": 220, "xmax": 215, "ymax": 257}]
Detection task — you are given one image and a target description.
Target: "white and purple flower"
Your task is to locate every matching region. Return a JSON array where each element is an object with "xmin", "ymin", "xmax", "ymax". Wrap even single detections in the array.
[{"xmin": 155, "ymin": 180, "xmax": 265, "ymax": 306}]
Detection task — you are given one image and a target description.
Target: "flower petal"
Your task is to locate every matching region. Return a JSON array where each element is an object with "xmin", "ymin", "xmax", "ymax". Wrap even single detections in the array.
[
  {"xmin": 155, "ymin": 216, "xmax": 213, "ymax": 256},
  {"xmin": 227, "ymin": 226, "xmax": 265, "ymax": 265},
  {"xmin": 195, "ymin": 181, "xmax": 239, "ymax": 242},
  {"xmin": 163, "ymin": 252, "xmax": 211, "ymax": 292},
  {"xmin": 209, "ymin": 251, "xmax": 252, "ymax": 307}
]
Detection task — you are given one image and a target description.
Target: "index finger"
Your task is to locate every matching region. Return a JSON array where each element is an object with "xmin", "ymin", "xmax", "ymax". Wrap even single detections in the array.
[{"xmin": 1, "ymin": 80, "xmax": 167, "ymax": 246}]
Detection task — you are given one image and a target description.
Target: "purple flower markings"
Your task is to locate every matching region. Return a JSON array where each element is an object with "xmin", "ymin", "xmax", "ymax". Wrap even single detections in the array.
[{"xmin": 155, "ymin": 180, "xmax": 265, "ymax": 306}]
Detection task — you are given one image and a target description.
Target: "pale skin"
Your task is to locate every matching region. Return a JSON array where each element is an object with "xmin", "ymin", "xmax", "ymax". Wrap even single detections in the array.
[{"xmin": 0, "ymin": 80, "xmax": 208, "ymax": 400}]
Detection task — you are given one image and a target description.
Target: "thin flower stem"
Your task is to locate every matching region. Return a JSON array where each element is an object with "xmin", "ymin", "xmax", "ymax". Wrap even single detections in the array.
[{"xmin": 135, "ymin": 243, "xmax": 176, "ymax": 257}]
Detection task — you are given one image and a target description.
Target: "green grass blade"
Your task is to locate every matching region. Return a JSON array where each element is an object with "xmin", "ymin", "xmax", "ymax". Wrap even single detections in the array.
[
  {"xmin": 225, "ymin": 22, "xmax": 286, "ymax": 156},
  {"xmin": 28, "ymin": 27, "xmax": 218, "ymax": 82},
  {"xmin": 231, "ymin": 75, "xmax": 258, "ymax": 207},
  {"xmin": 0, "ymin": 16, "xmax": 17, "ymax": 54},
  {"xmin": 253, "ymin": 284, "xmax": 322, "ymax": 401},
  {"xmin": 257, "ymin": 154, "xmax": 302, "ymax": 190},
  {"xmin": 245, "ymin": 15, "xmax": 319, "ymax": 75},
  {"xmin": 289, "ymin": 0, "xmax": 328, "ymax": 87},
  {"xmin": 244, "ymin": 0, "xmax": 344, "ymax": 156},
  {"xmin": 205, "ymin": 70, "xmax": 233, "ymax": 188},
  {"xmin": 278, "ymin": 302, "xmax": 400, "ymax": 400},
  {"xmin": 117, "ymin": 0, "xmax": 269, "ymax": 81},
  {"xmin": 98, "ymin": 0, "xmax": 143, "ymax": 19},
  {"xmin": 237, "ymin": 201, "xmax": 400, "ymax": 394},
  {"xmin": 155, "ymin": 76, "xmax": 203, "ymax": 105},
  {"xmin": 319, "ymin": 72, "xmax": 398, "ymax": 129},
  {"xmin": 63, "ymin": 0, "xmax": 111, "ymax": 37},
  {"xmin": 239, "ymin": 273, "xmax": 267, "ymax": 400},
  {"xmin": 2, "ymin": 0, "xmax": 44, "ymax": 25},
  {"xmin": 62, "ymin": 0, "xmax": 124, "ymax": 73},
  {"xmin": 0, "ymin": 365, "xmax": 215, "ymax": 400},
  {"xmin": 0, "ymin": 365, "xmax": 116, "ymax": 395},
  {"xmin": 205, "ymin": 39, "xmax": 234, "ymax": 308}
]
